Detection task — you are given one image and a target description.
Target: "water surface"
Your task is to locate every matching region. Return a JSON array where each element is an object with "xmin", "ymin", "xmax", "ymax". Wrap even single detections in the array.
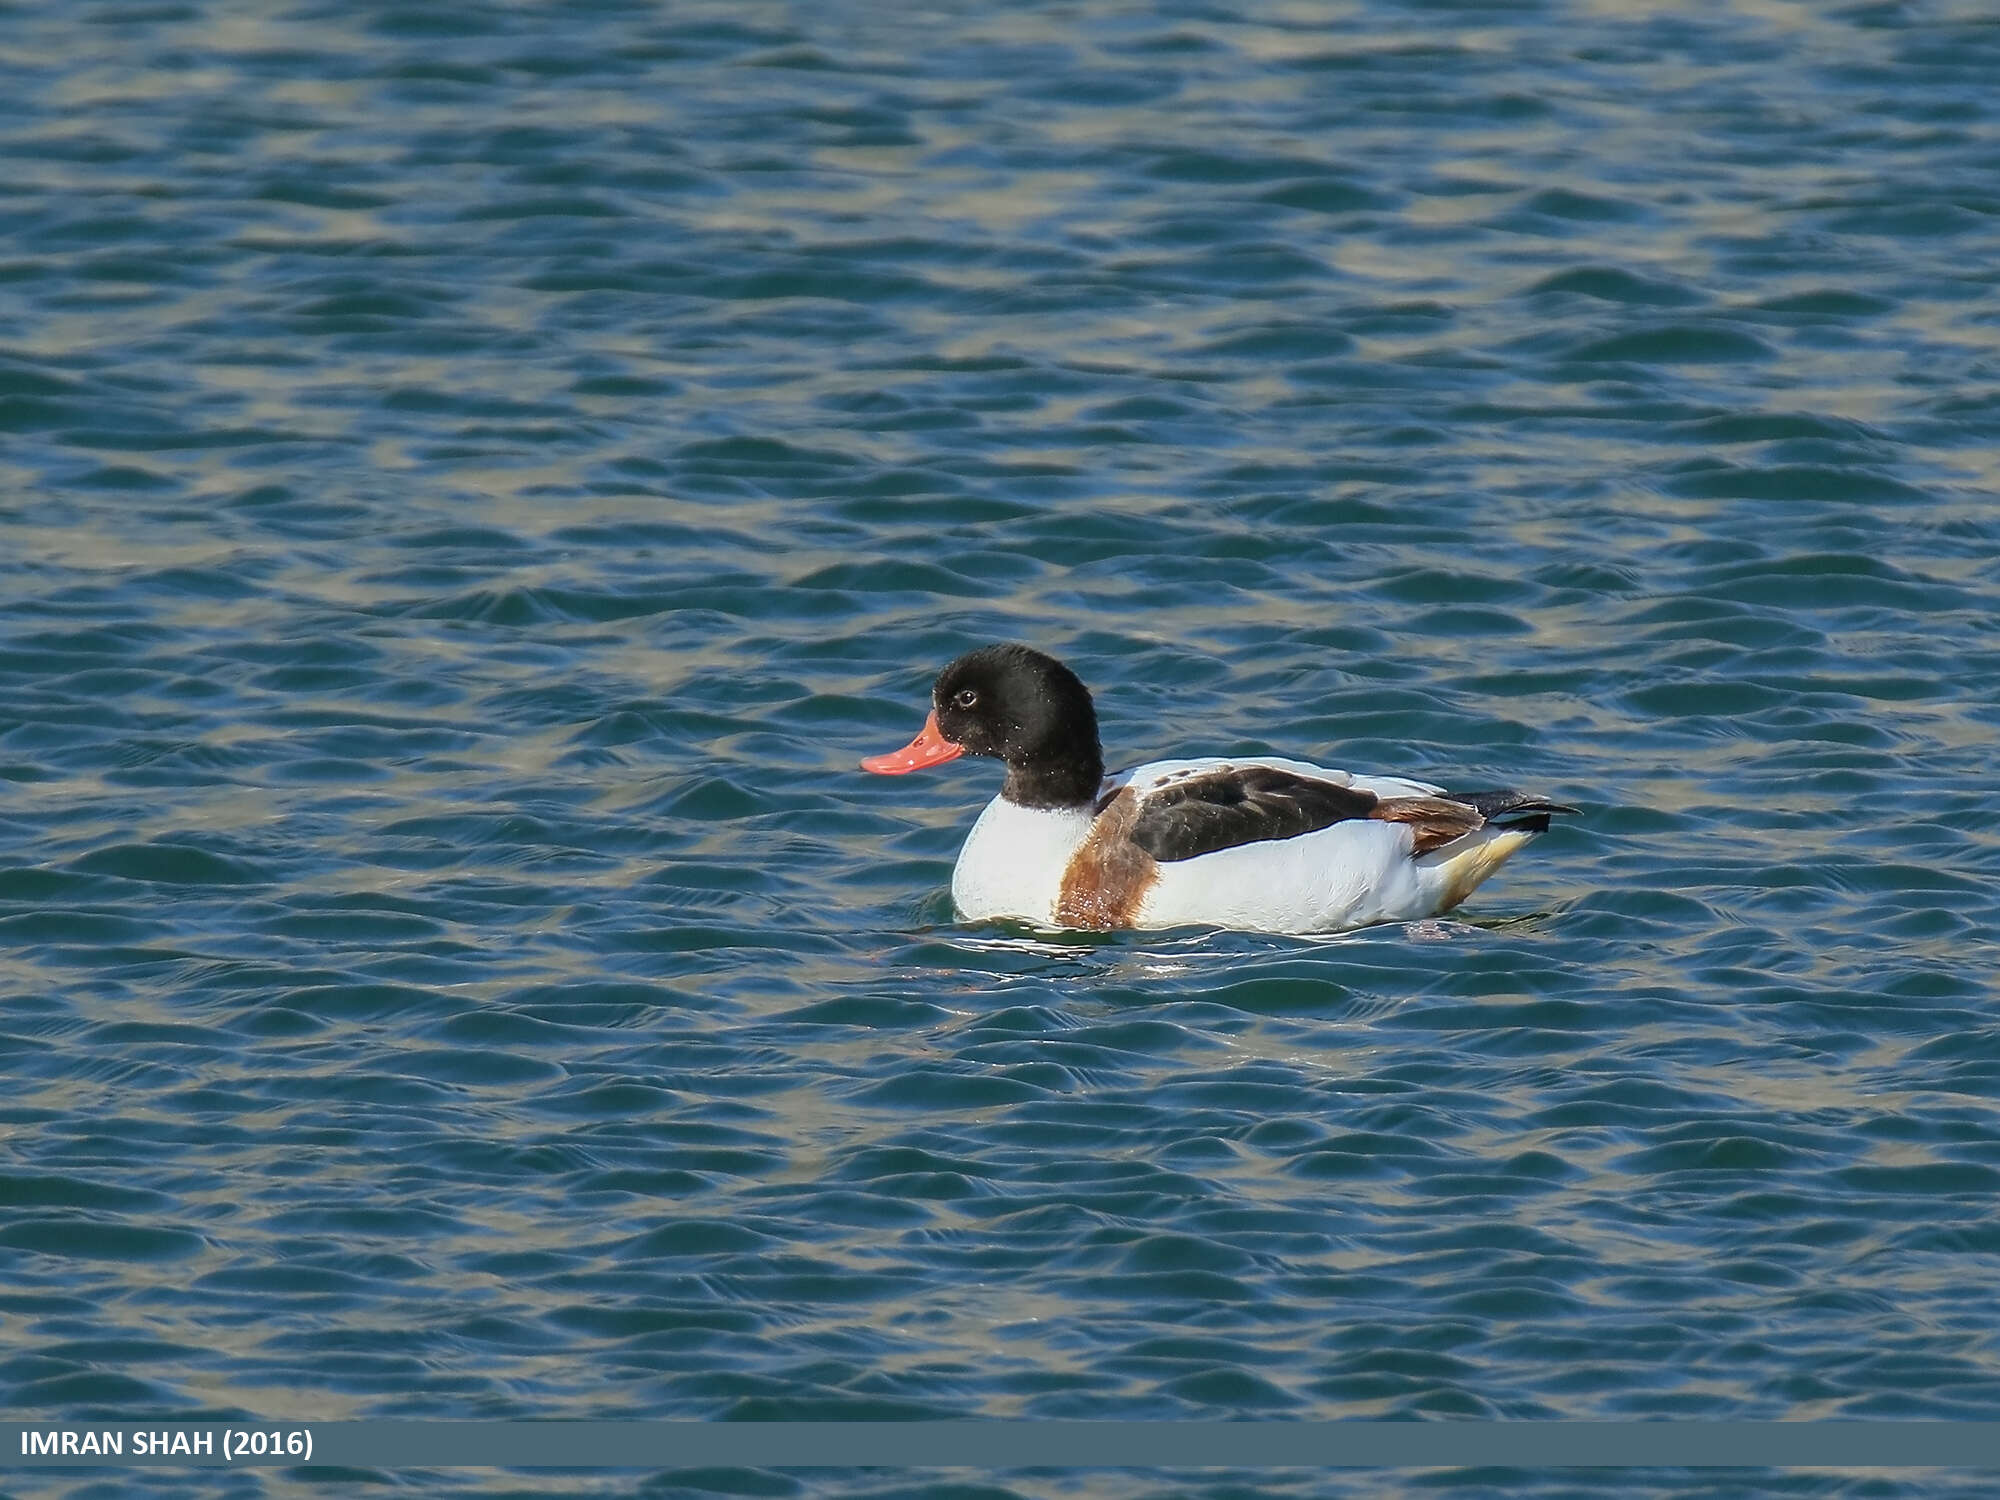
[{"xmin": 4, "ymin": 1, "xmax": 2000, "ymax": 1496}]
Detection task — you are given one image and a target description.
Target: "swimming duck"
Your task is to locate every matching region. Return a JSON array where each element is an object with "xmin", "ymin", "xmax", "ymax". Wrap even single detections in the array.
[{"xmin": 862, "ymin": 643, "xmax": 1574, "ymax": 933}]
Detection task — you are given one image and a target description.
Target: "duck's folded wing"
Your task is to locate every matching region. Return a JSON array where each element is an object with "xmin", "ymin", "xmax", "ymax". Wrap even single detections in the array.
[{"xmin": 1127, "ymin": 765, "xmax": 1382, "ymax": 863}]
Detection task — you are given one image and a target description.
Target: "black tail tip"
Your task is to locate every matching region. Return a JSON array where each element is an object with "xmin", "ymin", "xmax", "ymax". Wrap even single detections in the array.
[{"xmin": 1449, "ymin": 790, "xmax": 1579, "ymax": 829}]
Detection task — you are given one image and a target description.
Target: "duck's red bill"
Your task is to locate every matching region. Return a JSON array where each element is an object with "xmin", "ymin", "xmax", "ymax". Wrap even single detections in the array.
[{"xmin": 861, "ymin": 711, "xmax": 964, "ymax": 774}]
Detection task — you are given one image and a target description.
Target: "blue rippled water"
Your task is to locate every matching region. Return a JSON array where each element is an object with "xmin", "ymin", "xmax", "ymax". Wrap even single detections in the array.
[{"xmin": 5, "ymin": 0, "xmax": 2000, "ymax": 1495}]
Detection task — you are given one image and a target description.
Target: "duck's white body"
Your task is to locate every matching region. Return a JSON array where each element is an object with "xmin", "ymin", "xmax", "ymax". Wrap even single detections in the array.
[{"xmin": 951, "ymin": 755, "xmax": 1546, "ymax": 934}]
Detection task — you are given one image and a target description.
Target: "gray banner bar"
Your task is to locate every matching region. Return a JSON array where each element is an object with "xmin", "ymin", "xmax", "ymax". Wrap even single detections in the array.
[{"xmin": 6, "ymin": 1422, "xmax": 2000, "ymax": 1469}]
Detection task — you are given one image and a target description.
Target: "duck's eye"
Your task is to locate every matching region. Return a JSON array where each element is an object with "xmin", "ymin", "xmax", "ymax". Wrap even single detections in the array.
[{"xmin": 953, "ymin": 688, "xmax": 979, "ymax": 709}]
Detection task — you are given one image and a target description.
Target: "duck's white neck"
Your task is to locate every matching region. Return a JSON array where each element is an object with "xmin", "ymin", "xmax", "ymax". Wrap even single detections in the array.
[{"xmin": 950, "ymin": 795, "xmax": 1096, "ymax": 925}]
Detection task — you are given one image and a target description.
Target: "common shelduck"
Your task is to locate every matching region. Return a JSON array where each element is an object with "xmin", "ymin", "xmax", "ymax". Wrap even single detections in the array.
[{"xmin": 862, "ymin": 643, "xmax": 1575, "ymax": 933}]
